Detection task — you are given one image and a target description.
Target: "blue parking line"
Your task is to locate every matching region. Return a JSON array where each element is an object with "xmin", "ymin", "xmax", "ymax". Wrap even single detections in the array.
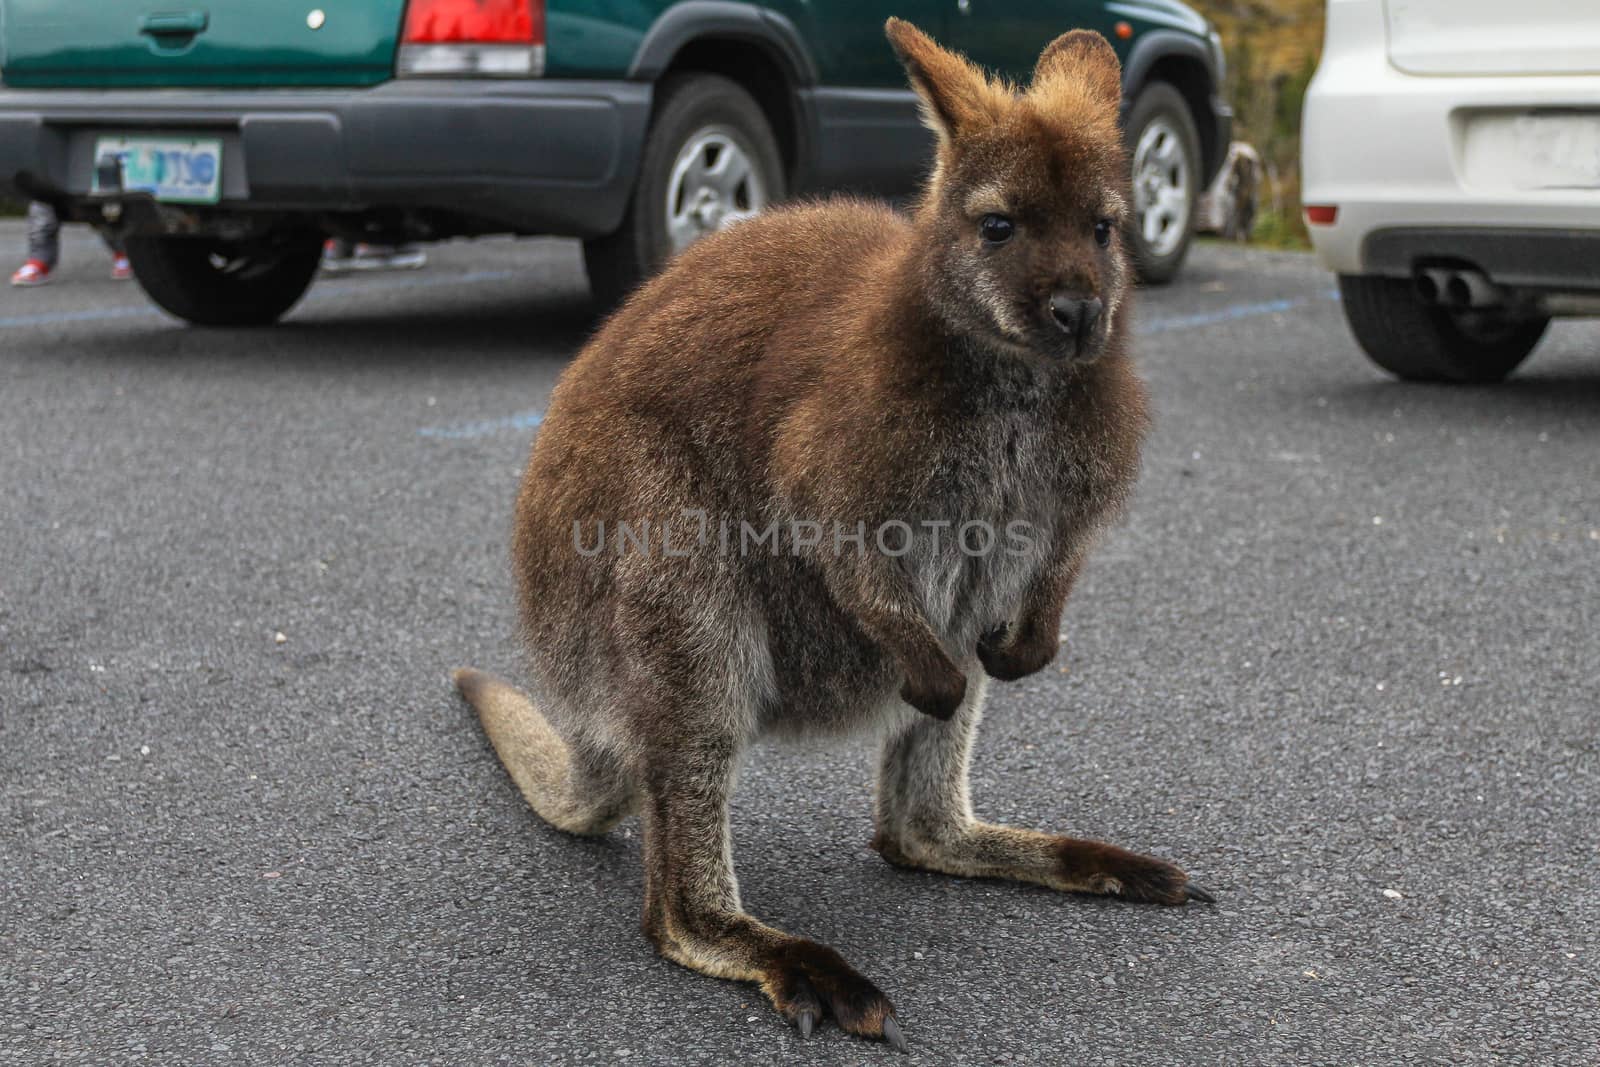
[
  {"xmin": 1139, "ymin": 290, "xmax": 1338, "ymax": 334},
  {"xmin": 0, "ymin": 304, "xmax": 160, "ymax": 329},
  {"xmin": 417, "ymin": 409, "xmax": 544, "ymax": 440},
  {"xmin": 415, "ymin": 291, "xmax": 1347, "ymax": 442}
]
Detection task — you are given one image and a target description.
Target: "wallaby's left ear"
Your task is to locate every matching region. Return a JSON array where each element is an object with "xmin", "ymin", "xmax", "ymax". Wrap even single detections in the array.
[
  {"xmin": 1032, "ymin": 29, "xmax": 1122, "ymax": 112},
  {"xmin": 886, "ymin": 17, "xmax": 1005, "ymax": 146}
]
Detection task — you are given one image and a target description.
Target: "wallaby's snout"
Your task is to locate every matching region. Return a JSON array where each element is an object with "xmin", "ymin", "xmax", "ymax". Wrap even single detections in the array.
[{"xmin": 1048, "ymin": 291, "xmax": 1105, "ymax": 357}]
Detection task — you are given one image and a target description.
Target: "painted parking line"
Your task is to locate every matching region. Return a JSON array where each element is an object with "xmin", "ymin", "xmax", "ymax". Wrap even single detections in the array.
[
  {"xmin": 417, "ymin": 409, "xmax": 545, "ymax": 440},
  {"xmin": 0, "ymin": 267, "xmax": 520, "ymax": 330},
  {"xmin": 0, "ymin": 304, "xmax": 157, "ymax": 329},
  {"xmin": 1139, "ymin": 289, "xmax": 1340, "ymax": 334},
  {"xmin": 416, "ymin": 291, "xmax": 1347, "ymax": 441}
]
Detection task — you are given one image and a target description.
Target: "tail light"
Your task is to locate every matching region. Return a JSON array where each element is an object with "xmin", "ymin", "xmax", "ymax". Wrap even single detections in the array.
[
  {"xmin": 1304, "ymin": 204, "xmax": 1338, "ymax": 226},
  {"xmin": 398, "ymin": 0, "xmax": 546, "ymax": 78}
]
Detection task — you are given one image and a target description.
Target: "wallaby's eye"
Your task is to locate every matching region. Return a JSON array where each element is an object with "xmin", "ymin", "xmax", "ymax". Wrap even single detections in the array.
[
  {"xmin": 979, "ymin": 214, "xmax": 1015, "ymax": 245},
  {"xmin": 1094, "ymin": 219, "xmax": 1114, "ymax": 247}
]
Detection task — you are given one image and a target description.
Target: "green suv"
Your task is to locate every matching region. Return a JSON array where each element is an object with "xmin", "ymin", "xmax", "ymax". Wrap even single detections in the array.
[{"xmin": 0, "ymin": 0, "xmax": 1229, "ymax": 323}]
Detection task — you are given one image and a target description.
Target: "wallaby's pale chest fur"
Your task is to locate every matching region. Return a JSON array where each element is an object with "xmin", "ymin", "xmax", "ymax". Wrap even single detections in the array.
[{"xmin": 454, "ymin": 19, "xmax": 1210, "ymax": 1053}]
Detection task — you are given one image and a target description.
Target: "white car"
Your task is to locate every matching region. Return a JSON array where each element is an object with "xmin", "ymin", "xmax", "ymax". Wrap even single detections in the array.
[{"xmin": 1302, "ymin": 0, "xmax": 1600, "ymax": 382}]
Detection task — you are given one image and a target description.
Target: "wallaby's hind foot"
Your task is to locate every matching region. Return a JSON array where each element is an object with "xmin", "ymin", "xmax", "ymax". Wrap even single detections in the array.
[
  {"xmin": 638, "ymin": 747, "xmax": 907, "ymax": 1051},
  {"xmin": 761, "ymin": 939, "xmax": 905, "ymax": 1051},
  {"xmin": 1056, "ymin": 838, "xmax": 1216, "ymax": 904},
  {"xmin": 874, "ymin": 685, "xmax": 1216, "ymax": 907},
  {"xmin": 452, "ymin": 667, "xmax": 635, "ymax": 835},
  {"xmin": 875, "ymin": 819, "xmax": 1216, "ymax": 906}
]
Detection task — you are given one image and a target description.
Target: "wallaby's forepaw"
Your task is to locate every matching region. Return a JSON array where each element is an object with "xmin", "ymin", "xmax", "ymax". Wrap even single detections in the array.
[
  {"xmin": 899, "ymin": 663, "xmax": 966, "ymax": 720},
  {"xmin": 976, "ymin": 622, "xmax": 1058, "ymax": 682},
  {"xmin": 1058, "ymin": 838, "xmax": 1217, "ymax": 906},
  {"xmin": 762, "ymin": 939, "xmax": 907, "ymax": 1052}
]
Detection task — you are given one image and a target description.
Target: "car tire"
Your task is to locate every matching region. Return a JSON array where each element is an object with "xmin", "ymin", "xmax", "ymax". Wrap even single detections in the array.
[
  {"xmin": 126, "ymin": 232, "xmax": 323, "ymax": 327},
  {"xmin": 1124, "ymin": 82, "xmax": 1201, "ymax": 285},
  {"xmin": 583, "ymin": 72, "xmax": 785, "ymax": 310},
  {"xmin": 1337, "ymin": 275, "xmax": 1549, "ymax": 383}
]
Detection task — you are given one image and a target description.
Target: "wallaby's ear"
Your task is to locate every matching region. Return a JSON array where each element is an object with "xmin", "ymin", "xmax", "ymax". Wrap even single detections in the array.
[
  {"xmin": 885, "ymin": 17, "xmax": 1005, "ymax": 145},
  {"xmin": 1031, "ymin": 29, "xmax": 1122, "ymax": 113}
]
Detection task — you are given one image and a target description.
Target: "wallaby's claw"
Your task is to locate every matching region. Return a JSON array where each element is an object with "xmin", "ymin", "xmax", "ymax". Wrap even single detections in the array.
[
  {"xmin": 797, "ymin": 1010, "xmax": 816, "ymax": 1039},
  {"xmin": 882, "ymin": 1015, "xmax": 908, "ymax": 1053},
  {"xmin": 1184, "ymin": 883, "xmax": 1217, "ymax": 904}
]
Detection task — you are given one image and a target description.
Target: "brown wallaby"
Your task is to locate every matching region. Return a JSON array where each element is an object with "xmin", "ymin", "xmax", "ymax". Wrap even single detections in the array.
[{"xmin": 454, "ymin": 18, "xmax": 1213, "ymax": 1052}]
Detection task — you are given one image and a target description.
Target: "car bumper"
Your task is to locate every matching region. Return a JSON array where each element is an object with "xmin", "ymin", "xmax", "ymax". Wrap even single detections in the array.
[
  {"xmin": 1301, "ymin": 0, "xmax": 1600, "ymax": 286},
  {"xmin": 0, "ymin": 79, "xmax": 651, "ymax": 238}
]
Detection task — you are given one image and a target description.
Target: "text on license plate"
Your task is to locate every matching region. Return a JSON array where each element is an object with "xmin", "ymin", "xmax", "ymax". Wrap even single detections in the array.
[{"xmin": 93, "ymin": 136, "xmax": 223, "ymax": 204}]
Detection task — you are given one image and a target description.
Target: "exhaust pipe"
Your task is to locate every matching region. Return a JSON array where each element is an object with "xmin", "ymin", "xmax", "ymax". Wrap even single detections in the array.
[
  {"xmin": 1414, "ymin": 268, "xmax": 1451, "ymax": 305},
  {"xmin": 1415, "ymin": 273, "xmax": 1600, "ymax": 318},
  {"xmin": 1443, "ymin": 269, "xmax": 1504, "ymax": 310}
]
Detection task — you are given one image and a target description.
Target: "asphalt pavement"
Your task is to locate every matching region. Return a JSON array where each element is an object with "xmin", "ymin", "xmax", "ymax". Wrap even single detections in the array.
[{"xmin": 2, "ymin": 221, "xmax": 1597, "ymax": 1065}]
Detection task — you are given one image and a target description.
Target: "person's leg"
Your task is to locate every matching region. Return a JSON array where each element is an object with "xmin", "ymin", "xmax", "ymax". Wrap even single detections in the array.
[
  {"xmin": 96, "ymin": 226, "xmax": 131, "ymax": 279},
  {"xmin": 96, "ymin": 227, "xmax": 125, "ymax": 257},
  {"xmin": 27, "ymin": 201, "xmax": 61, "ymax": 270},
  {"xmin": 12, "ymin": 201, "xmax": 59, "ymax": 285}
]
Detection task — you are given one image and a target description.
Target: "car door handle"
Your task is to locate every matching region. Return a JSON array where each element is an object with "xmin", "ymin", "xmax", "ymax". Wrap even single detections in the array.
[{"xmin": 139, "ymin": 11, "xmax": 209, "ymax": 38}]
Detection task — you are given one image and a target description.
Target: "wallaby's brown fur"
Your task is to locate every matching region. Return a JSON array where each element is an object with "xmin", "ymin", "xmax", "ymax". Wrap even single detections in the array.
[{"xmin": 454, "ymin": 19, "xmax": 1212, "ymax": 1051}]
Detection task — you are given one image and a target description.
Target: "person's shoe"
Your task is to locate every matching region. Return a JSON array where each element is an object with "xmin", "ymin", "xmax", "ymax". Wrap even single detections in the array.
[
  {"xmin": 10, "ymin": 259, "xmax": 52, "ymax": 287},
  {"xmin": 110, "ymin": 254, "xmax": 132, "ymax": 281},
  {"xmin": 380, "ymin": 246, "xmax": 428, "ymax": 271},
  {"xmin": 348, "ymin": 243, "xmax": 428, "ymax": 271},
  {"xmin": 322, "ymin": 239, "xmax": 357, "ymax": 273}
]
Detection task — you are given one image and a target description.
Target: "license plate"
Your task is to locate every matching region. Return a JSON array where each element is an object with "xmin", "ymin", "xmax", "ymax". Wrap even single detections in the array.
[
  {"xmin": 1462, "ymin": 112, "xmax": 1600, "ymax": 191},
  {"xmin": 93, "ymin": 136, "xmax": 223, "ymax": 204},
  {"xmin": 1509, "ymin": 114, "xmax": 1600, "ymax": 189}
]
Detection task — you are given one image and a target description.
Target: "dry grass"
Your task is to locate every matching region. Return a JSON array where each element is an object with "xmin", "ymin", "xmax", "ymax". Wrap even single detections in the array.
[{"xmin": 1189, "ymin": 1, "xmax": 1325, "ymax": 247}]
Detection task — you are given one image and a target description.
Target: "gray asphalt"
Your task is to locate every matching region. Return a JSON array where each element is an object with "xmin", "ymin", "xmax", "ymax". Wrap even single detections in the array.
[{"xmin": 2, "ymin": 223, "xmax": 1597, "ymax": 1066}]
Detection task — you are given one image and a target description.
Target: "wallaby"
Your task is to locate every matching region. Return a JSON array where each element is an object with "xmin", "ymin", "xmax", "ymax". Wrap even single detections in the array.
[{"xmin": 454, "ymin": 18, "xmax": 1213, "ymax": 1051}]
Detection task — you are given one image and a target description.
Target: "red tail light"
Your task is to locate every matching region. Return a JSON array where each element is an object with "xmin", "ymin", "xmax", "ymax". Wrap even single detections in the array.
[
  {"xmin": 1304, "ymin": 204, "xmax": 1338, "ymax": 226},
  {"xmin": 398, "ymin": 0, "xmax": 546, "ymax": 77}
]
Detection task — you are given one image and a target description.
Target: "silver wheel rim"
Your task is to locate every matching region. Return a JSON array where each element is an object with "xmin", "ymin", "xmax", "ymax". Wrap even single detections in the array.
[
  {"xmin": 665, "ymin": 126, "xmax": 767, "ymax": 256},
  {"xmin": 1132, "ymin": 117, "xmax": 1192, "ymax": 258}
]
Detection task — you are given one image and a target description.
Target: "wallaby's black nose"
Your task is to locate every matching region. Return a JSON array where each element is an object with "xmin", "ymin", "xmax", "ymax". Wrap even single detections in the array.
[{"xmin": 1049, "ymin": 294, "xmax": 1104, "ymax": 340}]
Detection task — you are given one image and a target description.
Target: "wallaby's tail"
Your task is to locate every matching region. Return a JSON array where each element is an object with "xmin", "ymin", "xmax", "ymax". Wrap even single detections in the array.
[{"xmin": 452, "ymin": 667, "xmax": 631, "ymax": 835}]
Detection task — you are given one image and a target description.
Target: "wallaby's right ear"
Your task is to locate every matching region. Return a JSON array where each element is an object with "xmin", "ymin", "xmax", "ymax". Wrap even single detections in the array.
[
  {"xmin": 1031, "ymin": 29, "xmax": 1122, "ymax": 113},
  {"xmin": 885, "ymin": 18, "xmax": 1005, "ymax": 146}
]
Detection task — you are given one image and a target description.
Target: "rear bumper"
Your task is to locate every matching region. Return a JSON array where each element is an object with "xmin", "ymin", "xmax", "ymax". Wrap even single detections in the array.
[
  {"xmin": 1360, "ymin": 227, "xmax": 1600, "ymax": 293},
  {"xmin": 0, "ymin": 79, "xmax": 651, "ymax": 238}
]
